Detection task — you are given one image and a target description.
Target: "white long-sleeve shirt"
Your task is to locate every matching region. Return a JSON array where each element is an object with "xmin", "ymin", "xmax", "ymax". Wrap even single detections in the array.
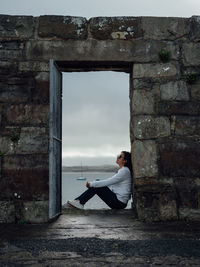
[{"xmin": 90, "ymin": 166, "xmax": 132, "ymax": 204}]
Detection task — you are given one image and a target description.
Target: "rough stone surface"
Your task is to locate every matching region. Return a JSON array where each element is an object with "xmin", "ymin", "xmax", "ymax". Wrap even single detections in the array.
[
  {"xmin": 5, "ymin": 104, "xmax": 49, "ymax": 126},
  {"xmin": 38, "ymin": 16, "xmax": 88, "ymax": 40},
  {"xmin": 160, "ymin": 80, "xmax": 189, "ymax": 101},
  {"xmin": 133, "ymin": 116, "xmax": 171, "ymax": 139},
  {"xmin": 132, "ymin": 90, "xmax": 155, "ymax": 114},
  {"xmin": 0, "ymin": 201, "xmax": 15, "ymax": 223},
  {"xmin": 19, "ymin": 61, "xmax": 49, "ymax": 72},
  {"xmin": 157, "ymin": 101, "xmax": 200, "ymax": 115},
  {"xmin": 135, "ymin": 184, "xmax": 178, "ymax": 221},
  {"xmin": 133, "ymin": 63, "xmax": 178, "ymax": 79},
  {"xmin": 0, "ymin": 61, "xmax": 18, "ymax": 74},
  {"xmin": 1, "ymin": 154, "xmax": 49, "ymax": 201},
  {"xmin": 141, "ymin": 17, "xmax": 190, "ymax": 40},
  {"xmin": 0, "ymin": 75, "xmax": 34, "ymax": 103},
  {"xmin": 17, "ymin": 127, "xmax": 48, "ymax": 154},
  {"xmin": 25, "ymin": 39, "xmax": 179, "ymax": 63},
  {"xmin": 190, "ymin": 16, "xmax": 200, "ymax": 41},
  {"xmin": 191, "ymin": 81, "xmax": 200, "ymax": 101},
  {"xmin": 179, "ymin": 208, "xmax": 200, "ymax": 221},
  {"xmin": 159, "ymin": 141, "xmax": 200, "ymax": 177},
  {"xmin": 89, "ymin": 17, "xmax": 143, "ymax": 40},
  {"xmin": 0, "ymin": 41, "xmax": 25, "ymax": 60},
  {"xmin": 0, "ymin": 15, "xmax": 34, "ymax": 39},
  {"xmin": 182, "ymin": 43, "xmax": 200, "ymax": 66},
  {"xmin": 0, "ymin": 105, "xmax": 2, "ymax": 125},
  {"xmin": 174, "ymin": 178, "xmax": 199, "ymax": 209},
  {"xmin": 175, "ymin": 116, "xmax": 200, "ymax": 135},
  {"xmin": 133, "ymin": 79, "xmax": 153, "ymax": 90},
  {"xmin": 159, "ymin": 198, "xmax": 178, "ymax": 221},
  {"xmin": 132, "ymin": 140, "xmax": 158, "ymax": 178},
  {"xmin": 23, "ymin": 201, "xmax": 49, "ymax": 223},
  {"xmin": 34, "ymin": 72, "xmax": 49, "ymax": 103}
]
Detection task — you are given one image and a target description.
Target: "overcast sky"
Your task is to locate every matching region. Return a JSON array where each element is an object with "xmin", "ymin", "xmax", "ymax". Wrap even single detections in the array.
[{"xmin": 1, "ymin": 0, "xmax": 200, "ymax": 166}]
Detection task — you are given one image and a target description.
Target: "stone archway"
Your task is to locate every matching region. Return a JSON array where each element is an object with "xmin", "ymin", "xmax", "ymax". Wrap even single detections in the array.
[{"xmin": 0, "ymin": 15, "xmax": 200, "ymax": 223}]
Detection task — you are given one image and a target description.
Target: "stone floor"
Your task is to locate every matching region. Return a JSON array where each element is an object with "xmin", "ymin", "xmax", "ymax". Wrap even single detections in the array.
[{"xmin": 0, "ymin": 209, "xmax": 200, "ymax": 266}]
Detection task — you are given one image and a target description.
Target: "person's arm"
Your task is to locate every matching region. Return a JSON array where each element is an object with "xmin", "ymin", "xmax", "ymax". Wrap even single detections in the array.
[{"xmin": 89, "ymin": 168, "xmax": 129, "ymax": 188}]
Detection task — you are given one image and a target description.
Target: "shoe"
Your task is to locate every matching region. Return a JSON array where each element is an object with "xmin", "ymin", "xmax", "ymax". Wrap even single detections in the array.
[{"xmin": 67, "ymin": 200, "xmax": 84, "ymax": 210}]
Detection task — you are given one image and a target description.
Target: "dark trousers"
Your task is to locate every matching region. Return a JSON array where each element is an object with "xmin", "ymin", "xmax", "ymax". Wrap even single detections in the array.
[{"xmin": 75, "ymin": 186, "xmax": 127, "ymax": 209}]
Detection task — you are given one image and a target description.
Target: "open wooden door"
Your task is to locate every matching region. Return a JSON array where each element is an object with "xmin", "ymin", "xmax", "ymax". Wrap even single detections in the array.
[{"xmin": 49, "ymin": 59, "xmax": 62, "ymax": 219}]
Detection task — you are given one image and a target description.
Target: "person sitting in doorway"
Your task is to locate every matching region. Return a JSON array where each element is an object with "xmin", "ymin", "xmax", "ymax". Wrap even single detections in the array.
[{"xmin": 67, "ymin": 151, "xmax": 132, "ymax": 210}]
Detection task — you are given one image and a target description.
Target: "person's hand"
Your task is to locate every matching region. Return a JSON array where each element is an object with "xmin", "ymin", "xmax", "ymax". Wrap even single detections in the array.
[{"xmin": 86, "ymin": 181, "xmax": 90, "ymax": 188}]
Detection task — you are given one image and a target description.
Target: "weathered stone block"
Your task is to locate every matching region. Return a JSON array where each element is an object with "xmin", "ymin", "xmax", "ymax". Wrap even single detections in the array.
[
  {"xmin": 17, "ymin": 127, "xmax": 48, "ymax": 154},
  {"xmin": 136, "ymin": 196, "xmax": 160, "ymax": 222},
  {"xmin": 135, "ymin": 184, "xmax": 178, "ymax": 221},
  {"xmin": 89, "ymin": 17, "xmax": 143, "ymax": 40},
  {"xmin": 174, "ymin": 178, "xmax": 199, "ymax": 209},
  {"xmin": 132, "ymin": 90, "xmax": 155, "ymax": 115},
  {"xmin": 132, "ymin": 140, "xmax": 158, "ymax": 178},
  {"xmin": 141, "ymin": 17, "xmax": 189, "ymax": 40},
  {"xmin": 189, "ymin": 16, "xmax": 200, "ymax": 41},
  {"xmin": 5, "ymin": 104, "xmax": 49, "ymax": 125},
  {"xmin": 175, "ymin": 116, "xmax": 200, "ymax": 135},
  {"xmin": 23, "ymin": 201, "xmax": 49, "ymax": 223},
  {"xmin": 0, "ymin": 136, "xmax": 11, "ymax": 155},
  {"xmin": 0, "ymin": 61, "xmax": 18, "ymax": 74},
  {"xmin": 0, "ymin": 15, "xmax": 34, "ymax": 39},
  {"xmin": 0, "ymin": 104, "xmax": 2, "ymax": 125},
  {"xmin": 0, "ymin": 76, "xmax": 34, "ymax": 103},
  {"xmin": 182, "ymin": 43, "xmax": 200, "ymax": 66},
  {"xmin": 159, "ymin": 195, "xmax": 178, "ymax": 221},
  {"xmin": 160, "ymin": 81, "xmax": 189, "ymax": 101},
  {"xmin": 133, "ymin": 116, "xmax": 170, "ymax": 139},
  {"xmin": 133, "ymin": 79, "xmax": 153, "ymax": 90},
  {"xmin": 0, "ymin": 127, "xmax": 48, "ymax": 155},
  {"xmin": 33, "ymin": 72, "xmax": 49, "ymax": 103},
  {"xmin": 26, "ymin": 39, "xmax": 178, "ymax": 63},
  {"xmin": 0, "ymin": 41, "xmax": 25, "ymax": 59},
  {"xmin": 0, "ymin": 84, "xmax": 31, "ymax": 103},
  {"xmin": 19, "ymin": 61, "xmax": 49, "ymax": 72},
  {"xmin": 1, "ymin": 154, "xmax": 49, "ymax": 200},
  {"xmin": 191, "ymin": 81, "xmax": 200, "ymax": 101},
  {"xmin": 133, "ymin": 63, "xmax": 178, "ymax": 79},
  {"xmin": 0, "ymin": 201, "xmax": 15, "ymax": 223},
  {"xmin": 134, "ymin": 177, "xmax": 159, "ymax": 186},
  {"xmin": 159, "ymin": 141, "xmax": 200, "ymax": 177},
  {"xmin": 38, "ymin": 16, "xmax": 88, "ymax": 40},
  {"xmin": 157, "ymin": 101, "xmax": 200, "ymax": 115},
  {"xmin": 179, "ymin": 208, "xmax": 200, "ymax": 221}
]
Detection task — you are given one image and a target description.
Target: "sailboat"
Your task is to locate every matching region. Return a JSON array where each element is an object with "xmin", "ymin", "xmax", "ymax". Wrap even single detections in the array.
[{"xmin": 76, "ymin": 162, "xmax": 86, "ymax": 180}]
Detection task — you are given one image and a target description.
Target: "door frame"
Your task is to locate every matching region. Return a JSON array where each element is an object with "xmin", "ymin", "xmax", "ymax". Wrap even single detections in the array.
[{"xmin": 49, "ymin": 59, "xmax": 62, "ymax": 220}]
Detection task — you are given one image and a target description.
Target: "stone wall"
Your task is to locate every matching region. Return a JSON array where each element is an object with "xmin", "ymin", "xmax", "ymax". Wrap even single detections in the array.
[{"xmin": 0, "ymin": 15, "xmax": 199, "ymax": 223}]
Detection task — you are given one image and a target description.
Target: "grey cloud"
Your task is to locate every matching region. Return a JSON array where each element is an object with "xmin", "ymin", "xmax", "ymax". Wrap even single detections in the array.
[
  {"xmin": 62, "ymin": 71, "xmax": 130, "ymax": 155},
  {"xmin": 1, "ymin": 0, "xmax": 199, "ymax": 18}
]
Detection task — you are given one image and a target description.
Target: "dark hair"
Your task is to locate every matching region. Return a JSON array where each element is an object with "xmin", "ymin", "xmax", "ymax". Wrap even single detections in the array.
[{"xmin": 122, "ymin": 151, "xmax": 132, "ymax": 174}]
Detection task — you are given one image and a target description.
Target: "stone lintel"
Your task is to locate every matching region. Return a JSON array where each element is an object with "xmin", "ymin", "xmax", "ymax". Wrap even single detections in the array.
[{"xmin": 25, "ymin": 39, "xmax": 179, "ymax": 63}]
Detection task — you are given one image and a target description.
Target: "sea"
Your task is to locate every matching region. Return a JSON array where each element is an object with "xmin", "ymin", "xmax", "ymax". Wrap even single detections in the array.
[{"xmin": 62, "ymin": 172, "xmax": 132, "ymax": 209}]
